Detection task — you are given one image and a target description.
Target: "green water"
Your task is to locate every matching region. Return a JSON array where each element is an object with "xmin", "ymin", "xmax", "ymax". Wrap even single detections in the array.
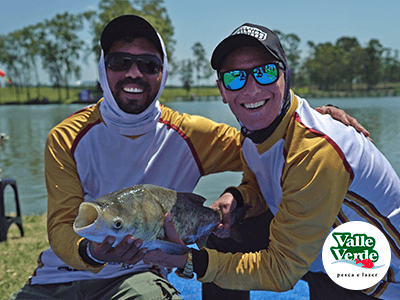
[{"xmin": 1, "ymin": 96, "xmax": 400, "ymax": 214}]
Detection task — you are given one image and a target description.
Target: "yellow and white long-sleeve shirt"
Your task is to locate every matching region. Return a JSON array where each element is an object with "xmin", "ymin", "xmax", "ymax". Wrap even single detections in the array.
[
  {"xmin": 200, "ymin": 93, "xmax": 400, "ymax": 300},
  {"xmin": 28, "ymin": 101, "xmax": 242, "ymax": 285}
]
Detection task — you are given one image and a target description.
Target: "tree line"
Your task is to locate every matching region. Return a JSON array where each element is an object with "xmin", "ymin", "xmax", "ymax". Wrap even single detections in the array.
[
  {"xmin": 275, "ymin": 31, "xmax": 400, "ymax": 92},
  {"xmin": 1, "ymin": 0, "xmax": 399, "ymax": 102},
  {"xmin": 0, "ymin": 0, "xmax": 176, "ymax": 101}
]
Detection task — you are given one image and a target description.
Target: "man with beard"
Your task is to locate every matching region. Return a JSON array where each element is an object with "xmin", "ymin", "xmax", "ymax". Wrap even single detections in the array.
[
  {"xmin": 10, "ymin": 15, "xmax": 369, "ymax": 300},
  {"xmin": 10, "ymin": 14, "xmax": 238, "ymax": 300}
]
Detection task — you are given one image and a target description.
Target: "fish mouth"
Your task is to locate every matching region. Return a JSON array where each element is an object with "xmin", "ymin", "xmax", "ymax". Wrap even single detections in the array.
[{"xmin": 73, "ymin": 202, "xmax": 100, "ymax": 230}]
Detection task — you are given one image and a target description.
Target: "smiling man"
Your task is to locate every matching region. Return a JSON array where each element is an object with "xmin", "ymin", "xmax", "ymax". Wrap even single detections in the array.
[
  {"xmin": 144, "ymin": 23, "xmax": 400, "ymax": 300},
  {"xmin": 105, "ymin": 37, "xmax": 163, "ymax": 114},
  {"xmin": 218, "ymin": 46, "xmax": 286, "ymax": 131},
  {"xmin": 8, "ymin": 15, "xmax": 247, "ymax": 300},
  {"xmin": 204, "ymin": 23, "xmax": 400, "ymax": 300}
]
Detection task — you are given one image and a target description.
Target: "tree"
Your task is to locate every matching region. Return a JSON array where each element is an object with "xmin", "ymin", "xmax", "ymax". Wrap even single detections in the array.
[
  {"xmin": 335, "ymin": 37, "xmax": 363, "ymax": 90},
  {"xmin": 275, "ymin": 31, "xmax": 301, "ymax": 86},
  {"xmin": 382, "ymin": 48, "xmax": 400, "ymax": 84},
  {"xmin": 361, "ymin": 39, "xmax": 383, "ymax": 90},
  {"xmin": 88, "ymin": 0, "xmax": 175, "ymax": 63},
  {"xmin": 191, "ymin": 42, "xmax": 213, "ymax": 88},
  {"xmin": 39, "ymin": 12, "xmax": 85, "ymax": 100},
  {"xmin": 305, "ymin": 42, "xmax": 347, "ymax": 90},
  {"xmin": 6, "ymin": 25, "xmax": 44, "ymax": 100},
  {"xmin": 179, "ymin": 59, "xmax": 194, "ymax": 97},
  {"xmin": 18, "ymin": 25, "xmax": 43, "ymax": 99},
  {"xmin": 192, "ymin": 42, "xmax": 206, "ymax": 88},
  {"xmin": 0, "ymin": 34, "xmax": 23, "ymax": 101}
]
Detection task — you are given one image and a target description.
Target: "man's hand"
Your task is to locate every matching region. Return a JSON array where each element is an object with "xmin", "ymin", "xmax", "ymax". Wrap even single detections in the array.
[
  {"xmin": 143, "ymin": 214, "xmax": 187, "ymax": 269},
  {"xmin": 89, "ymin": 235, "xmax": 147, "ymax": 265},
  {"xmin": 209, "ymin": 192, "xmax": 237, "ymax": 238},
  {"xmin": 315, "ymin": 105, "xmax": 372, "ymax": 141}
]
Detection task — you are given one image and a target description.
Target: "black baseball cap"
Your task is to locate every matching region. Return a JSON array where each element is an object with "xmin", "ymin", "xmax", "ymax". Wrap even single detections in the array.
[
  {"xmin": 100, "ymin": 15, "xmax": 163, "ymax": 56},
  {"xmin": 211, "ymin": 23, "xmax": 287, "ymax": 71}
]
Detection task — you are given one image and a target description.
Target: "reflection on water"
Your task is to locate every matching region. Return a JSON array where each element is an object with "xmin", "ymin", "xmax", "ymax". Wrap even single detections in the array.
[{"xmin": 1, "ymin": 96, "xmax": 400, "ymax": 215}]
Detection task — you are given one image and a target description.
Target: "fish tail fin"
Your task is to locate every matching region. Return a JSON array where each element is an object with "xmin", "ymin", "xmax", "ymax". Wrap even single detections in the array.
[
  {"xmin": 230, "ymin": 205, "xmax": 251, "ymax": 223},
  {"xmin": 194, "ymin": 225, "xmax": 244, "ymax": 248},
  {"xmin": 229, "ymin": 224, "xmax": 244, "ymax": 243},
  {"xmin": 355, "ymin": 259, "xmax": 361, "ymax": 264}
]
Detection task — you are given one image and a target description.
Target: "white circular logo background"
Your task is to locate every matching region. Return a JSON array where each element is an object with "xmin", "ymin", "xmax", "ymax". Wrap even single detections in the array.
[{"xmin": 322, "ymin": 221, "xmax": 391, "ymax": 290}]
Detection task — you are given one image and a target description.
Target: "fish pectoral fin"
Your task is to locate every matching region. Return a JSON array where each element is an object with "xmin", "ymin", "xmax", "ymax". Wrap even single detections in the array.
[
  {"xmin": 146, "ymin": 240, "xmax": 190, "ymax": 255},
  {"xmin": 182, "ymin": 235, "xmax": 196, "ymax": 245}
]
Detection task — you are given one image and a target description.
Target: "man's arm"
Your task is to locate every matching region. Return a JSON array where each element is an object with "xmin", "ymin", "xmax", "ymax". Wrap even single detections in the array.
[
  {"xmin": 45, "ymin": 126, "xmax": 145, "ymax": 272},
  {"xmin": 45, "ymin": 127, "xmax": 96, "ymax": 271},
  {"xmin": 198, "ymin": 137, "xmax": 352, "ymax": 291}
]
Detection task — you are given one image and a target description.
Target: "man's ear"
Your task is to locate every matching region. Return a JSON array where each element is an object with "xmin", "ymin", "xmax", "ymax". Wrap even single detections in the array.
[{"xmin": 217, "ymin": 79, "xmax": 228, "ymax": 104}]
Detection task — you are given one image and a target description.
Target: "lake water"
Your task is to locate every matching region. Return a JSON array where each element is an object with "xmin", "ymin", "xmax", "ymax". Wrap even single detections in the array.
[{"xmin": 1, "ymin": 96, "xmax": 400, "ymax": 299}]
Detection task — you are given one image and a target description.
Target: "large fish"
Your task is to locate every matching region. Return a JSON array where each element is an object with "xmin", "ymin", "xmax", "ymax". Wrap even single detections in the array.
[{"xmin": 73, "ymin": 184, "xmax": 248, "ymax": 255}]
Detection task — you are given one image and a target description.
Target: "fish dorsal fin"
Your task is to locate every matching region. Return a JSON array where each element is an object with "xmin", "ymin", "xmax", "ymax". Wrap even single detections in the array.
[{"xmin": 177, "ymin": 192, "xmax": 207, "ymax": 207}]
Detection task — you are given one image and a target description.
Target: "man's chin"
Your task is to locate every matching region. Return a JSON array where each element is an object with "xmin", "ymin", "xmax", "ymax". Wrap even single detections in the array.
[{"xmin": 117, "ymin": 96, "xmax": 152, "ymax": 114}]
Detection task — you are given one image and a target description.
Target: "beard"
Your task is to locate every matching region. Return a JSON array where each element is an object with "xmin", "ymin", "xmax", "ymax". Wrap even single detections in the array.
[{"xmin": 113, "ymin": 77, "xmax": 154, "ymax": 114}]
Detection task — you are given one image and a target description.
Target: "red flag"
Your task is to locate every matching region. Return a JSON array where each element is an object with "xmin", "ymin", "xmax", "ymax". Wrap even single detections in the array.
[{"xmin": 0, "ymin": 69, "xmax": 11, "ymax": 83}]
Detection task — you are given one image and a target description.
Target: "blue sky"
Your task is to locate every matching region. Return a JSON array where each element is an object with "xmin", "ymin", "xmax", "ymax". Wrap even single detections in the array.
[{"xmin": 1, "ymin": 0, "xmax": 400, "ymax": 85}]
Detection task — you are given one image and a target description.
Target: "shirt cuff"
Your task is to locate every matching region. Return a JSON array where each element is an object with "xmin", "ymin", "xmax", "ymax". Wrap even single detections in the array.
[
  {"xmin": 192, "ymin": 248, "xmax": 208, "ymax": 278},
  {"xmin": 222, "ymin": 187, "xmax": 244, "ymax": 207},
  {"xmin": 196, "ymin": 248, "xmax": 219, "ymax": 283},
  {"xmin": 78, "ymin": 239, "xmax": 107, "ymax": 266}
]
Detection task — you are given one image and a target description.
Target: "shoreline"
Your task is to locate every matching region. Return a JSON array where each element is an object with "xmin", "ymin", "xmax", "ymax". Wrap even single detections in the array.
[{"xmin": 1, "ymin": 85, "xmax": 399, "ymax": 105}]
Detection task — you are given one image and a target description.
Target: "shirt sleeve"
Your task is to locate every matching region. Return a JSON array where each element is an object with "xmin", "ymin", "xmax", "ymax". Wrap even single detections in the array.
[
  {"xmin": 198, "ymin": 139, "xmax": 352, "ymax": 291},
  {"xmin": 45, "ymin": 124, "xmax": 106, "ymax": 273},
  {"xmin": 177, "ymin": 112, "xmax": 244, "ymax": 175}
]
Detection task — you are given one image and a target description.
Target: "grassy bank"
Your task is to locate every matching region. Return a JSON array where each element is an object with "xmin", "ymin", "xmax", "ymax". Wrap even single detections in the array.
[
  {"xmin": 0, "ymin": 214, "xmax": 48, "ymax": 300},
  {"xmin": 0, "ymin": 86, "xmax": 81, "ymax": 104},
  {"xmin": 0, "ymin": 86, "xmax": 221, "ymax": 105}
]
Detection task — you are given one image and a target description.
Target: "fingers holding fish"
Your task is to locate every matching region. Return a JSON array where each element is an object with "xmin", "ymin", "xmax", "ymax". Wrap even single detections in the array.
[
  {"xmin": 209, "ymin": 192, "xmax": 237, "ymax": 238},
  {"xmin": 90, "ymin": 236, "xmax": 115, "ymax": 257},
  {"xmin": 89, "ymin": 235, "xmax": 147, "ymax": 264}
]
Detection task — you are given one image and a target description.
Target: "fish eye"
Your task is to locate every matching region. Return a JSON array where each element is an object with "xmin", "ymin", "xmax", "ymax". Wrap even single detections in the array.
[{"xmin": 113, "ymin": 218, "xmax": 124, "ymax": 230}]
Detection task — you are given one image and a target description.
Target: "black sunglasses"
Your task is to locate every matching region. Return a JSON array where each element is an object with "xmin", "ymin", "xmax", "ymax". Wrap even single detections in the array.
[
  {"xmin": 105, "ymin": 52, "xmax": 163, "ymax": 74},
  {"xmin": 219, "ymin": 62, "xmax": 284, "ymax": 91}
]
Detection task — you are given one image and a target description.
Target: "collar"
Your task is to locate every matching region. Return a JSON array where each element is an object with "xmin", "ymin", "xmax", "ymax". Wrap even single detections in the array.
[{"xmin": 253, "ymin": 92, "xmax": 299, "ymax": 153}]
